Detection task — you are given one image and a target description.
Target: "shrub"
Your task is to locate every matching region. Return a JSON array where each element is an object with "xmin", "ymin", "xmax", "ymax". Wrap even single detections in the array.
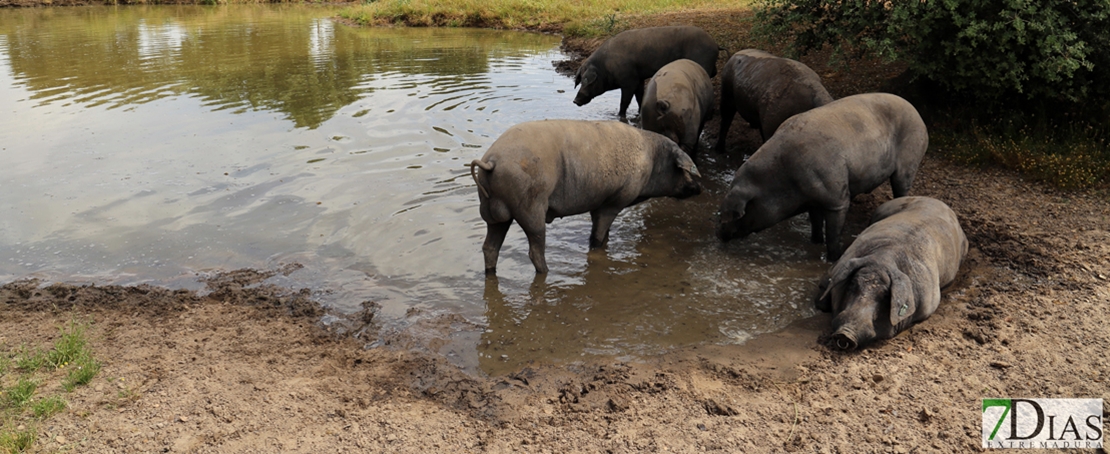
[{"xmin": 755, "ymin": 0, "xmax": 1110, "ymax": 103}]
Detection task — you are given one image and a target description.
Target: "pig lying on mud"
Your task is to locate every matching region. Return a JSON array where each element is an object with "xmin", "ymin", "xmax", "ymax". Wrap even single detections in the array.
[
  {"xmin": 641, "ymin": 59, "xmax": 715, "ymax": 157},
  {"xmin": 573, "ymin": 26, "xmax": 720, "ymax": 119},
  {"xmin": 815, "ymin": 196, "xmax": 968, "ymax": 350},
  {"xmin": 471, "ymin": 120, "xmax": 702, "ymax": 275},
  {"xmin": 715, "ymin": 49, "xmax": 833, "ymax": 149},
  {"xmin": 715, "ymin": 93, "xmax": 928, "ymax": 261}
]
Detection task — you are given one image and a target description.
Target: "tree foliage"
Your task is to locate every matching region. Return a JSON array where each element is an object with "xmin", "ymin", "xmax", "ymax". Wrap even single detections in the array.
[{"xmin": 755, "ymin": 0, "xmax": 1110, "ymax": 103}]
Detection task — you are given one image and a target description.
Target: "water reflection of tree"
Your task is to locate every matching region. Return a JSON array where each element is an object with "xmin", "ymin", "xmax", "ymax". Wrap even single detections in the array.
[{"xmin": 0, "ymin": 5, "xmax": 557, "ymax": 129}]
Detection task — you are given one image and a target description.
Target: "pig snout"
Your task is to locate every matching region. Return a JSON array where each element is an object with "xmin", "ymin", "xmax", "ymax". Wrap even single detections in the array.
[
  {"xmin": 830, "ymin": 328, "xmax": 858, "ymax": 350},
  {"xmin": 573, "ymin": 91, "xmax": 592, "ymax": 106},
  {"xmin": 674, "ymin": 175, "xmax": 703, "ymax": 200},
  {"xmin": 830, "ymin": 312, "xmax": 876, "ymax": 351},
  {"xmin": 715, "ymin": 210, "xmax": 741, "ymax": 242}
]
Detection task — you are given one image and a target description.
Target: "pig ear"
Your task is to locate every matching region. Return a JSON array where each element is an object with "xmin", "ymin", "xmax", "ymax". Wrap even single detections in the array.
[
  {"xmin": 674, "ymin": 152, "xmax": 700, "ymax": 177},
  {"xmin": 582, "ymin": 67, "xmax": 597, "ymax": 86},
  {"xmin": 656, "ymin": 100, "xmax": 670, "ymax": 114},
  {"xmin": 817, "ymin": 258, "xmax": 865, "ymax": 312},
  {"xmin": 574, "ymin": 67, "xmax": 582, "ymax": 88},
  {"xmin": 888, "ymin": 268, "xmax": 916, "ymax": 326}
]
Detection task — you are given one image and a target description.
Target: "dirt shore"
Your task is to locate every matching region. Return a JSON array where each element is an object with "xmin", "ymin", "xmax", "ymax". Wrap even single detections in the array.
[{"xmin": 4, "ymin": 8, "xmax": 1110, "ymax": 454}]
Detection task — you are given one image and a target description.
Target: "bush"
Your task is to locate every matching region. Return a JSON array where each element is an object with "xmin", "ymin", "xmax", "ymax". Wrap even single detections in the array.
[{"xmin": 755, "ymin": 0, "xmax": 1110, "ymax": 103}]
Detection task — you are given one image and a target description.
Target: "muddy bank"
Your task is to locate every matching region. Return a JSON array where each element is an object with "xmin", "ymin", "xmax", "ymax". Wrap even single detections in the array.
[{"xmin": 4, "ymin": 7, "xmax": 1110, "ymax": 453}]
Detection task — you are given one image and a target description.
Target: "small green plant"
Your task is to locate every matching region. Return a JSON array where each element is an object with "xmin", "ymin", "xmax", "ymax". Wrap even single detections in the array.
[
  {"xmin": 13, "ymin": 347, "xmax": 46, "ymax": 373},
  {"xmin": 62, "ymin": 354, "xmax": 100, "ymax": 392},
  {"xmin": 30, "ymin": 396, "xmax": 66, "ymax": 419},
  {"xmin": 2, "ymin": 378, "xmax": 37, "ymax": 409},
  {"xmin": 47, "ymin": 321, "xmax": 89, "ymax": 369},
  {"xmin": 0, "ymin": 425, "xmax": 37, "ymax": 453}
]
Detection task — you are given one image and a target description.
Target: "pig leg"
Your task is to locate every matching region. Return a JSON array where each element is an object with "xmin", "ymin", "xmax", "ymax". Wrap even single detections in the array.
[
  {"xmin": 683, "ymin": 126, "xmax": 701, "ymax": 158},
  {"xmin": 482, "ymin": 221, "xmax": 512, "ymax": 275},
  {"xmin": 589, "ymin": 208, "xmax": 621, "ymax": 248},
  {"xmin": 516, "ymin": 213, "xmax": 549, "ymax": 274},
  {"xmin": 618, "ymin": 88, "xmax": 635, "ymax": 119},
  {"xmin": 822, "ymin": 207, "xmax": 848, "ymax": 262},
  {"xmin": 716, "ymin": 95, "xmax": 736, "ymax": 152},
  {"xmin": 890, "ymin": 168, "xmax": 917, "ymax": 198},
  {"xmin": 808, "ymin": 209, "xmax": 825, "ymax": 244}
]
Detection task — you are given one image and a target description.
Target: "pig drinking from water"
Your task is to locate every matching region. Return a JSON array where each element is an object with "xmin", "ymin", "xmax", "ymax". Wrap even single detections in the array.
[
  {"xmin": 641, "ymin": 59, "xmax": 715, "ymax": 157},
  {"xmin": 715, "ymin": 49, "xmax": 833, "ymax": 150},
  {"xmin": 815, "ymin": 196, "xmax": 968, "ymax": 350},
  {"xmin": 471, "ymin": 120, "xmax": 702, "ymax": 275},
  {"xmin": 573, "ymin": 26, "xmax": 720, "ymax": 119},
  {"xmin": 715, "ymin": 93, "xmax": 928, "ymax": 261}
]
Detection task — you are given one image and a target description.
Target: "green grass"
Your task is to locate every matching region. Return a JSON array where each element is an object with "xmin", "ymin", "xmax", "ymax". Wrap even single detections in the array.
[
  {"xmin": 46, "ymin": 321, "xmax": 88, "ymax": 369},
  {"xmin": 31, "ymin": 397, "xmax": 66, "ymax": 419},
  {"xmin": 13, "ymin": 347, "xmax": 46, "ymax": 374},
  {"xmin": 339, "ymin": 0, "xmax": 754, "ymax": 37},
  {"xmin": 0, "ymin": 426, "xmax": 36, "ymax": 454},
  {"xmin": 1, "ymin": 319, "xmax": 101, "ymax": 453},
  {"xmin": 2, "ymin": 379, "xmax": 36, "ymax": 409},
  {"xmin": 933, "ymin": 122, "xmax": 1110, "ymax": 190},
  {"xmin": 62, "ymin": 354, "xmax": 100, "ymax": 392}
]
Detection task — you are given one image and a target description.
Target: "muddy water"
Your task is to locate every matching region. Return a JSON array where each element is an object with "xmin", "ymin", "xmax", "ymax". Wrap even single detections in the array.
[{"xmin": 0, "ymin": 5, "xmax": 829, "ymax": 375}]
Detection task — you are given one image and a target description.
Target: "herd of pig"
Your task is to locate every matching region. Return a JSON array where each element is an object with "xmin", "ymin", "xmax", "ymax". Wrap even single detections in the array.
[{"xmin": 469, "ymin": 26, "xmax": 968, "ymax": 350}]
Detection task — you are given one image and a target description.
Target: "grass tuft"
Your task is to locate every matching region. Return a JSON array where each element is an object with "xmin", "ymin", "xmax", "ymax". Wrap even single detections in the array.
[
  {"xmin": 62, "ymin": 354, "xmax": 100, "ymax": 393},
  {"xmin": 0, "ymin": 425, "xmax": 36, "ymax": 454},
  {"xmin": 13, "ymin": 347, "xmax": 46, "ymax": 374},
  {"xmin": 1, "ymin": 378, "xmax": 37, "ymax": 410},
  {"xmin": 47, "ymin": 321, "xmax": 89, "ymax": 369},
  {"xmin": 31, "ymin": 397, "xmax": 66, "ymax": 420}
]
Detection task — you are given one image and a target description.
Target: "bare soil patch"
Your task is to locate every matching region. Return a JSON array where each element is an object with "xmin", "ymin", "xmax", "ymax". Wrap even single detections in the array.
[{"xmin": 3, "ymin": 8, "xmax": 1110, "ymax": 454}]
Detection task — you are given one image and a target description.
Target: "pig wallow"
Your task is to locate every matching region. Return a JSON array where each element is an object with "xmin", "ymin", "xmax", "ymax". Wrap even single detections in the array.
[
  {"xmin": 815, "ymin": 197, "xmax": 968, "ymax": 350},
  {"xmin": 573, "ymin": 26, "xmax": 720, "ymax": 119},
  {"xmin": 471, "ymin": 120, "xmax": 702, "ymax": 275},
  {"xmin": 715, "ymin": 49, "xmax": 833, "ymax": 148},
  {"xmin": 641, "ymin": 59, "xmax": 715, "ymax": 157},
  {"xmin": 715, "ymin": 93, "xmax": 928, "ymax": 261}
]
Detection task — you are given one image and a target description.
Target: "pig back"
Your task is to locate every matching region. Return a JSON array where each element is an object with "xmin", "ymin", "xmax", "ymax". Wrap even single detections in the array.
[
  {"xmin": 598, "ymin": 26, "xmax": 719, "ymax": 82},
  {"xmin": 772, "ymin": 93, "xmax": 925, "ymax": 195},
  {"xmin": 865, "ymin": 197, "xmax": 967, "ymax": 284},
  {"xmin": 481, "ymin": 121, "xmax": 656, "ymax": 213}
]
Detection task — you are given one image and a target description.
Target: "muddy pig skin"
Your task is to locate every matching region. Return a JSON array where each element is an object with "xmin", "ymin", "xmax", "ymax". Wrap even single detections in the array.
[
  {"xmin": 470, "ymin": 120, "xmax": 702, "ymax": 275},
  {"xmin": 814, "ymin": 196, "xmax": 968, "ymax": 350},
  {"xmin": 573, "ymin": 26, "xmax": 720, "ymax": 119},
  {"xmin": 715, "ymin": 49, "xmax": 833, "ymax": 149},
  {"xmin": 715, "ymin": 93, "xmax": 928, "ymax": 261},
  {"xmin": 641, "ymin": 59, "xmax": 715, "ymax": 157}
]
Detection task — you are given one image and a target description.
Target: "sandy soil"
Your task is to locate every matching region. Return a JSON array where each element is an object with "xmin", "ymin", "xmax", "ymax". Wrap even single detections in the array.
[{"xmin": 3, "ymin": 8, "xmax": 1110, "ymax": 454}]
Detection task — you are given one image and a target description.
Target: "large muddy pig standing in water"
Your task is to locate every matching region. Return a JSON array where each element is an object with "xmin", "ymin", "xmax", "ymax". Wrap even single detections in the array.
[
  {"xmin": 815, "ymin": 196, "xmax": 968, "ymax": 350},
  {"xmin": 641, "ymin": 59, "xmax": 715, "ymax": 157},
  {"xmin": 715, "ymin": 93, "xmax": 928, "ymax": 261},
  {"xmin": 573, "ymin": 26, "xmax": 721, "ymax": 119},
  {"xmin": 715, "ymin": 49, "xmax": 833, "ymax": 150},
  {"xmin": 471, "ymin": 120, "xmax": 702, "ymax": 275}
]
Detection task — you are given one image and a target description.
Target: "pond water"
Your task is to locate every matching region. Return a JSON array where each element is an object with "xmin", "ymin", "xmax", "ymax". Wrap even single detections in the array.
[{"xmin": 0, "ymin": 5, "xmax": 829, "ymax": 375}]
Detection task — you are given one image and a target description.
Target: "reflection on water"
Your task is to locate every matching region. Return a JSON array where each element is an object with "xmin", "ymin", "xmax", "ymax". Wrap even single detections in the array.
[{"xmin": 0, "ymin": 5, "xmax": 829, "ymax": 376}]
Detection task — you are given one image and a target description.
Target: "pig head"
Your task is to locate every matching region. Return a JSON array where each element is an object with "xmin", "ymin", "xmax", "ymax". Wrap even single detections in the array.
[
  {"xmin": 641, "ymin": 59, "xmax": 715, "ymax": 157},
  {"xmin": 572, "ymin": 26, "xmax": 721, "ymax": 119}
]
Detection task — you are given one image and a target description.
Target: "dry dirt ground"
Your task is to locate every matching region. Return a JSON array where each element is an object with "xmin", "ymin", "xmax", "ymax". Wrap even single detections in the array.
[{"xmin": 3, "ymin": 8, "xmax": 1110, "ymax": 454}]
